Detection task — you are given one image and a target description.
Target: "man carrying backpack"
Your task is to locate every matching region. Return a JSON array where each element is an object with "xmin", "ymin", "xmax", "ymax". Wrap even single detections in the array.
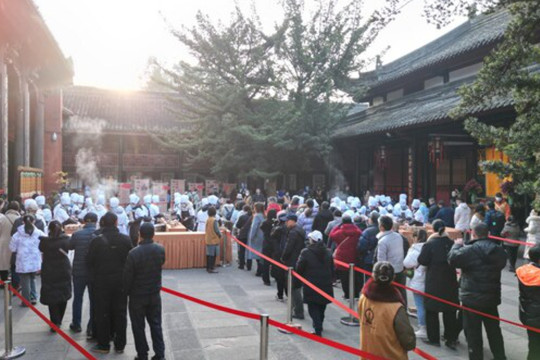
[{"xmin": 485, "ymin": 201, "xmax": 505, "ymax": 238}]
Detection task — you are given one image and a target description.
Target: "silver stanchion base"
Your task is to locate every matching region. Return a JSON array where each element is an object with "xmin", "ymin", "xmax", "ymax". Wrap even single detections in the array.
[
  {"xmin": 277, "ymin": 322, "xmax": 302, "ymax": 334},
  {"xmin": 1, "ymin": 346, "xmax": 26, "ymax": 359},
  {"xmin": 340, "ymin": 316, "xmax": 360, "ymax": 326}
]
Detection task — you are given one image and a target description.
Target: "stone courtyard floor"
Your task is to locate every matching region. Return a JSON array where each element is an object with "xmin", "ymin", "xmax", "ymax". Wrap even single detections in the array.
[{"xmin": 0, "ymin": 249, "xmax": 531, "ymax": 359}]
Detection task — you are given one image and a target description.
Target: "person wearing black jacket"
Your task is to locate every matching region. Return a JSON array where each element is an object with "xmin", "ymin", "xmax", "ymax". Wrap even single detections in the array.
[
  {"xmin": 87, "ymin": 212, "xmax": 133, "ymax": 354},
  {"xmin": 124, "ymin": 223, "xmax": 166, "ymax": 360},
  {"xmin": 517, "ymin": 245, "xmax": 540, "ymax": 360},
  {"xmin": 69, "ymin": 212, "xmax": 98, "ymax": 335},
  {"xmin": 357, "ymin": 211, "xmax": 379, "ymax": 280},
  {"xmin": 39, "ymin": 220, "xmax": 72, "ymax": 332},
  {"xmin": 312, "ymin": 202, "xmax": 334, "ymax": 244},
  {"xmin": 260, "ymin": 209, "xmax": 277, "ymax": 286},
  {"xmin": 448, "ymin": 222, "xmax": 507, "ymax": 360},
  {"xmin": 296, "ymin": 230, "xmax": 334, "ymax": 336},
  {"xmin": 268, "ymin": 213, "xmax": 288, "ymax": 301},
  {"xmin": 235, "ymin": 205, "xmax": 252, "ymax": 270},
  {"xmin": 417, "ymin": 220, "xmax": 459, "ymax": 349},
  {"xmin": 281, "ymin": 214, "xmax": 306, "ymax": 319}
]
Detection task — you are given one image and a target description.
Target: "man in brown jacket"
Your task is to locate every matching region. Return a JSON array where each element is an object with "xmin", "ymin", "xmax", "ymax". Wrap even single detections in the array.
[
  {"xmin": 205, "ymin": 207, "xmax": 222, "ymax": 273},
  {"xmin": 358, "ymin": 261, "xmax": 416, "ymax": 360}
]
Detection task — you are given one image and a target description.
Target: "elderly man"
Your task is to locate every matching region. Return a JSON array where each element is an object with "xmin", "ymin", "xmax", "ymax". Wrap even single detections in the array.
[{"xmin": 281, "ymin": 214, "xmax": 306, "ymax": 320}]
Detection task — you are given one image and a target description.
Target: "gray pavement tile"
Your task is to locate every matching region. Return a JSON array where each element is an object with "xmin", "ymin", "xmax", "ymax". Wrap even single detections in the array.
[
  {"xmin": 168, "ymin": 328, "xmax": 201, "ymax": 351},
  {"xmin": 163, "ymin": 312, "xmax": 193, "ymax": 330},
  {"xmin": 197, "ymin": 325, "xmax": 255, "ymax": 339},
  {"xmin": 172, "ymin": 349, "xmax": 207, "ymax": 360},
  {"xmin": 205, "ymin": 345, "xmax": 259, "ymax": 360}
]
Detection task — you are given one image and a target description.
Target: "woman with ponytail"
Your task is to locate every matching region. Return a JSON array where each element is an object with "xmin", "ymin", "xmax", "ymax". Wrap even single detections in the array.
[
  {"xmin": 417, "ymin": 219, "xmax": 460, "ymax": 349},
  {"xmin": 9, "ymin": 214, "xmax": 45, "ymax": 305},
  {"xmin": 39, "ymin": 220, "xmax": 72, "ymax": 332}
]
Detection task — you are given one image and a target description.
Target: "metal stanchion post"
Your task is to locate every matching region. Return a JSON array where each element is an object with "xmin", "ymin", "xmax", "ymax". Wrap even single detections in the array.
[
  {"xmin": 221, "ymin": 232, "xmax": 230, "ymax": 267},
  {"xmin": 259, "ymin": 314, "xmax": 269, "ymax": 360},
  {"xmin": 340, "ymin": 263, "xmax": 359, "ymax": 326},
  {"xmin": 1, "ymin": 281, "xmax": 25, "ymax": 359},
  {"xmin": 278, "ymin": 267, "xmax": 301, "ymax": 334}
]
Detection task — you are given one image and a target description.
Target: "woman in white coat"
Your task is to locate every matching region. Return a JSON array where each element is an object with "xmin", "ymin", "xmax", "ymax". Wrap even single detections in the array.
[
  {"xmin": 9, "ymin": 214, "xmax": 46, "ymax": 305},
  {"xmin": 524, "ymin": 210, "xmax": 540, "ymax": 259},
  {"xmin": 403, "ymin": 228, "xmax": 428, "ymax": 338}
]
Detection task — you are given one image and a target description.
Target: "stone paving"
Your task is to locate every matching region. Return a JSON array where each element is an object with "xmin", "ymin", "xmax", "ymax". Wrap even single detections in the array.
[{"xmin": 0, "ymin": 248, "xmax": 531, "ymax": 360}]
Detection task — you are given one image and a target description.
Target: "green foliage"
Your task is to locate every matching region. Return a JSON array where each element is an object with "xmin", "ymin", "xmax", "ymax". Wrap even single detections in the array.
[
  {"xmin": 152, "ymin": 0, "xmax": 399, "ymax": 181},
  {"xmin": 441, "ymin": 1, "xmax": 540, "ymax": 210}
]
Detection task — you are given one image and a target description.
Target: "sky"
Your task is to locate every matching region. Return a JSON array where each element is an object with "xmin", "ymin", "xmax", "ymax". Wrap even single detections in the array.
[{"xmin": 34, "ymin": 0, "xmax": 465, "ymax": 91}]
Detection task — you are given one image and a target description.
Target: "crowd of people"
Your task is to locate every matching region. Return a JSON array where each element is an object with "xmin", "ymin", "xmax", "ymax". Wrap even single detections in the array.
[
  {"xmin": 220, "ymin": 188, "xmax": 540, "ymax": 360},
  {"xmin": 0, "ymin": 196, "xmax": 166, "ymax": 360},
  {"xmin": 0, "ymin": 185, "xmax": 539, "ymax": 359}
]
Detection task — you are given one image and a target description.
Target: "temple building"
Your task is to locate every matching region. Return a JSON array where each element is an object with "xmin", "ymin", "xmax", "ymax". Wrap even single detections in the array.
[
  {"xmin": 333, "ymin": 10, "xmax": 515, "ymax": 204},
  {"xmin": 0, "ymin": 0, "xmax": 73, "ymax": 198}
]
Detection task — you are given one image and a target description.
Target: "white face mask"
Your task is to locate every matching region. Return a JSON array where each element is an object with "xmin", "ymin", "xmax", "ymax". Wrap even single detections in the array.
[{"xmin": 495, "ymin": 197, "xmax": 502, "ymax": 202}]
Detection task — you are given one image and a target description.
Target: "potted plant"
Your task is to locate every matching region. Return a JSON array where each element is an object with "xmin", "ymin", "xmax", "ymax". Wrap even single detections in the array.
[{"xmin": 464, "ymin": 179, "xmax": 483, "ymax": 204}]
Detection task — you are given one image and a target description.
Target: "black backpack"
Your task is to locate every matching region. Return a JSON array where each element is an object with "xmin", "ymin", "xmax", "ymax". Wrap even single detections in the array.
[{"xmin": 489, "ymin": 211, "xmax": 505, "ymax": 236}]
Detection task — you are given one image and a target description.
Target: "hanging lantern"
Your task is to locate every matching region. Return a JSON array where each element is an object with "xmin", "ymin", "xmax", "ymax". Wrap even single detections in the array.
[{"xmin": 428, "ymin": 137, "xmax": 444, "ymax": 168}]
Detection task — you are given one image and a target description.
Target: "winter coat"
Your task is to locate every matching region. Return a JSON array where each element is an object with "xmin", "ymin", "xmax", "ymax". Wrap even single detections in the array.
[
  {"xmin": 69, "ymin": 223, "xmax": 97, "ymax": 278},
  {"xmin": 329, "ymin": 223, "xmax": 362, "ymax": 270},
  {"xmin": 0, "ymin": 214, "xmax": 13, "ymax": 271},
  {"xmin": 417, "ymin": 234, "xmax": 459, "ymax": 311},
  {"xmin": 403, "ymin": 242, "xmax": 426, "ymax": 292},
  {"xmin": 375, "ymin": 231, "xmax": 405, "ymax": 273},
  {"xmin": 516, "ymin": 263, "xmax": 540, "ymax": 328},
  {"xmin": 268, "ymin": 223, "xmax": 287, "ymax": 279},
  {"xmin": 484, "ymin": 209, "xmax": 505, "ymax": 237},
  {"xmin": 9, "ymin": 225, "xmax": 45, "ymax": 273},
  {"xmin": 448, "ymin": 237, "xmax": 507, "ymax": 308},
  {"xmin": 434, "ymin": 207, "xmax": 455, "ymax": 228},
  {"xmin": 428, "ymin": 205, "xmax": 440, "ymax": 223},
  {"xmin": 260, "ymin": 219, "xmax": 274, "ymax": 257},
  {"xmin": 124, "ymin": 238, "xmax": 165, "ymax": 297},
  {"xmin": 236, "ymin": 214, "xmax": 252, "ymax": 241},
  {"xmin": 298, "ymin": 208, "xmax": 317, "ymax": 234},
  {"xmin": 39, "ymin": 234, "xmax": 72, "ymax": 305},
  {"xmin": 501, "ymin": 221, "xmax": 521, "ymax": 248},
  {"xmin": 296, "ymin": 242, "xmax": 334, "ymax": 305},
  {"xmin": 247, "ymin": 213, "xmax": 265, "ymax": 260},
  {"xmin": 5, "ymin": 210, "xmax": 20, "ymax": 236},
  {"xmin": 86, "ymin": 227, "xmax": 133, "ymax": 284},
  {"xmin": 11, "ymin": 216, "xmax": 45, "ymax": 236},
  {"xmin": 454, "ymin": 203, "xmax": 471, "ymax": 232},
  {"xmin": 357, "ymin": 225, "xmax": 379, "ymax": 267},
  {"xmin": 281, "ymin": 225, "xmax": 306, "ymax": 270},
  {"xmin": 470, "ymin": 213, "xmax": 484, "ymax": 230},
  {"xmin": 312, "ymin": 209, "xmax": 334, "ymax": 235},
  {"xmin": 525, "ymin": 214, "xmax": 540, "ymax": 244}
]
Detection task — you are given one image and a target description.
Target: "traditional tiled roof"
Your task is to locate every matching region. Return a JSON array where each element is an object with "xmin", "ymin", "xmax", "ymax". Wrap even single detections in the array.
[
  {"xmin": 333, "ymin": 77, "xmax": 513, "ymax": 139},
  {"xmin": 62, "ymin": 86, "xmax": 181, "ymax": 133},
  {"xmin": 357, "ymin": 10, "xmax": 511, "ymax": 89}
]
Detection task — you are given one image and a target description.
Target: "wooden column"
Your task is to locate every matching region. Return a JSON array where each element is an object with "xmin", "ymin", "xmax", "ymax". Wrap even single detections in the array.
[
  {"xmin": 0, "ymin": 51, "xmax": 8, "ymax": 194},
  {"xmin": 22, "ymin": 76, "xmax": 30, "ymax": 166},
  {"xmin": 31, "ymin": 91, "xmax": 45, "ymax": 169}
]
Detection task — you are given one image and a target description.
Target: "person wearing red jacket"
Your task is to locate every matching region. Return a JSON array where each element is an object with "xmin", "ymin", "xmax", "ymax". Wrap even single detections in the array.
[{"xmin": 329, "ymin": 215, "xmax": 362, "ymax": 299}]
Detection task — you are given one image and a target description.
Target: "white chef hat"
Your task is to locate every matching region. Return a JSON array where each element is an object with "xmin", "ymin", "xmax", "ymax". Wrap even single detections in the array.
[
  {"xmin": 180, "ymin": 194, "xmax": 189, "ymax": 204},
  {"xmin": 143, "ymin": 194, "xmax": 152, "ymax": 204},
  {"xmin": 77, "ymin": 194, "xmax": 84, "ymax": 204},
  {"xmin": 152, "ymin": 195, "xmax": 160, "ymax": 203},
  {"xmin": 85, "ymin": 197, "xmax": 94, "ymax": 207},
  {"xmin": 201, "ymin": 198, "xmax": 209, "ymax": 206},
  {"xmin": 61, "ymin": 193, "xmax": 71, "ymax": 205},
  {"xmin": 412, "ymin": 199, "xmax": 421, "ymax": 209},
  {"xmin": 129, "ymin": 194, "xmax": 139, "ymax": 205},
  {"xmin": 347, "ymin": 196, "xmax": 354, "ymax": 205},
  {"xmin": 36, "ymin": 195, "xmax": 46, "ymax": 206},
  {"xmin": 208, "ymin": 195, "xmax": 219, "ymax": 205},
  {"xmin": 110, "ymin": 197, "xmax": 120, "ymax": 208},
  {"xmin": 24, "ymin": 199, "xmax": 38, "ymax": 212},
  {"xmin": 70, "ymin": 193, "xmax": 79, "ymax": 204},
  {"xmin": 368, "ymin": 196, "xmax": 377, "ymax": 208},
  {"xmin": 97, "ymin": 194, "xmax": 106, "ymax": 205}
]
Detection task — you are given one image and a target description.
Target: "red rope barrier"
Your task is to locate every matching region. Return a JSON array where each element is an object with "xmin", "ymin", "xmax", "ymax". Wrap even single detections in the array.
[
  {"xmin": 488, "ymin": 235, "xmax": 536, "ymax": 247},
  {"xmin": 162, "ymin": 285, "xmax": 389, "ymax": 360},
  {"xmin": 228, "ymin": 233, "xmax": 358, "ymax": 318},
  {"xmin": 333, "ymin": 259, "xmax": 540, "ymax": 334},
  {"xmin": 0, "ymin": 280, "xmax": 96, "ymax": 359}
]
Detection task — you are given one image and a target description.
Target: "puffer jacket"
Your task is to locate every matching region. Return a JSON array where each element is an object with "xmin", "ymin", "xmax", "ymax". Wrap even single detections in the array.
[
  {"xmin": 329, "ymin": 223, "xmax": 362, "ymax": 270},
  {"xmin": 296, "ymin": 242, "xmax": 334, "ymax": 305},
  {"xmin": 448, "ymin": 237, "xmax": 507, "ymax": 308},
  {"xmin": 124, "ymin": 238, "xmax": 165, "ymax": 296},
  {"xmin": 454, "ymin": 203, "xmax": 471, "ymax": 232},
  {"xmin": 281, "ymin": 225, "xmax": 306, "ymax": 269},
  {"xmin": 298, "ymin": 208, "xmax": 318, "ymax": 234},
  {"xmin": 9, "ymin": 225, "xmax": 45, "ymax": 273},
  {"xmin": 501, "ymin": 221, "xmax": 521, "ymax": 248},
  {"xmin": 357, "ymin": 225, "xmax": 378, "ymax": 266},
  {"xmin": 403, "ymin": 243, "xmax": 426, "ymax": 292},
  {"xmin": 517, "ymin": 263, "xmax": 540, "ymax": 328},
  {"xmin": 525, "ymin": 213, "xmax": 540, "ymax": 244},
  {"xmin": 69, "ymin": 223, "xmax": 97, "ymax": 277},
  {"xmin": 39, "ymin": 234, "xmax": 72, "ymax": 305}
]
